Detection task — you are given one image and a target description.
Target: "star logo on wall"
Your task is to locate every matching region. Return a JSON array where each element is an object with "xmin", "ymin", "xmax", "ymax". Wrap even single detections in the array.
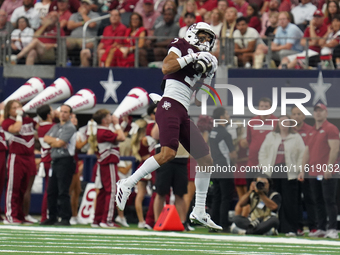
[
  {"xmin": 309, "ymin": 71, "xmax": 331, "ymax": 105},
  {"xmin": 100, "ymin": 70, "xmax": 122, "ymax": 103}
]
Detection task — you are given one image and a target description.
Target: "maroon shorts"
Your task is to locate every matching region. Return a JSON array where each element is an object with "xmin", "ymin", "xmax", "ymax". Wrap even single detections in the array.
[{"xmin": 156, "ymin": 97, "xmax": 209, "ymax": 159}]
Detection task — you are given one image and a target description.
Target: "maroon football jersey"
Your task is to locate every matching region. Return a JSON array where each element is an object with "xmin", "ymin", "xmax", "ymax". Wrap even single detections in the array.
[
  {"xmin": 164, "ymin": 38, "xmax": 207, "ymax": 89},
  {"xmin": 38, "ymin": 122, "xmax": 55, "ymax": 163},
  {"xmin": 2, "ymin": 117, "xmax": 36, "ymax": 155},
  {"xmin": 96, "ymin": 126, "xmax": 119, "ymax": 165}
]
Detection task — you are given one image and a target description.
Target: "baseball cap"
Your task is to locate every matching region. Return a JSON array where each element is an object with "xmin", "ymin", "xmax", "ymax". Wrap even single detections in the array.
[
  {"xmin": 314, "ymin": 103, "xmax": 327, "ymax": 111},
  {"xmin": 81, "ymin": 0, "xmax": 93, "ymax": 5},
  {"xmin": 313, "ymin": 9, "xmax": 324, "ymax": 17},
  {"xmin": 144, "ymin": 0, "xmax": 153, "ymax": 4}
]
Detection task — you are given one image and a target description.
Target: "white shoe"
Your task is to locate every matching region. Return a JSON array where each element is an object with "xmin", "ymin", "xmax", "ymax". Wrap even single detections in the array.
[
  {"xmin": 325, "ymin": 229, "xmax": 339, "ymax": 239},
  {"xmin": 230, "ymin": 223, "xmax": 246, "ymax": 235},
  {"xmin": 25, "ymin": 215, "xmax": 38, "ymax": 223},
  {"xmin": 99, "ymin": 222, "xmax": 117, "ymax": 228},
  {"xmin": 285, "ymin": 232, "xmax": 297, "ymax": 237},
  {"xmin": 308, "ymin": 229, "xmax": 326, "ymax": 237},
  {"xmin": 115, "ymin": 215, "xmax": 129, "ymax": 227},
  {"xmin": 189, "ymin": 210, "xmax": 222, "ymax": 231},
  {"xmin": 3, "ymin": 219, "xmax": 21, "ymax": 225},
  {"xmin": 91, "ymin": 222, "xmax": 100, "ymax": 227},
  {"xmin": 69, "ymin": 216, "xmax": 78, "ymax": 225},
  {"xmin": 116, "ymin": 179, "xmax": 132, "ymax": 211},
  {"xmin": 137, "ymin": 221, "xmax": 152, "ymax": 229}
]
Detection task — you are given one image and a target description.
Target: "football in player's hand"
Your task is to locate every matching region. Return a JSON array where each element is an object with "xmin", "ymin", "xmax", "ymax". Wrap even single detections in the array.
[{"xmin": 193, "ymin": 59, "xmax": 212, "ymax": 74}]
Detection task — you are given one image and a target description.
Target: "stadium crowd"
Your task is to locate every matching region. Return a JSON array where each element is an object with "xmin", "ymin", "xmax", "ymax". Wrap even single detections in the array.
[
  {"xmin": 0, "ymin": 96, "xmax": 339, "ymax": 239},
  {"xmin": 1, "ymin": 0, "xmax": 340, "ymax": 68}
]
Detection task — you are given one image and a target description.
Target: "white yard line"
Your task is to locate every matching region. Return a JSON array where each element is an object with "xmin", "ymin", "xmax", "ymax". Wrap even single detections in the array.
[
  {"xmin": 1, "ymin": 238, "xmax": 340, "ymax": 251},
  {"xmin": 0, "ymin": 225, "xmax": 339, "ymax": 247}
]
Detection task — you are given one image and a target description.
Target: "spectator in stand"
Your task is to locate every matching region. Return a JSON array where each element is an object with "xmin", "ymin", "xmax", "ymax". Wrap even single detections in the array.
[
  {"xmin": 319, "ymin": 15, "xmax": 340, "ymax": 68},
  {"xmin": 134, "ymin": 0, "xmax": 165, "ymax": 17},
  {"xmin": 102, "ymin": 13, "xmax": 146, "ymax": 66},
  {"xmin": 138, "ymin": 0, "xmax": 160, "ymax": 36},
  {"xmin": 0, "ymin": 10, "xmax": 13, "ymax": 37},
  {"xmin": 210, "ymin": 8, "xmax": 223, "ymax": 38},
  {"xmin": 178, "ymin": 12, "xmax": 196, "ymax": 38},
  {"xmin": 291, "ymin": 0, "xmax": 317, "ymax": 31},
  {"xmin": 1, "ymin": 0, "xmax": 22, "ymax": 22},
  {"xmin": 324, "ymin": 1, "xmax": 340, "ymax": 26},
  {"xmin": 253, "ymin": 12, "xmax": 303, "ymax": 68},
  {"xmin": 66, "ymin": 0, "xmax": 100, "ymax": 51},
  {"xmin": 217, "ymin": 0, "xmax": 228, "ymax": 13},
  {"xmin": 36, "ymin": 105, "xmax": 55, "ymax": 223},
  {"xmin": 49, "ymin": 0, "xmax": 80, "ymax": 13},
  {"xmin": 291, "ymin": 106, "xmax": 317, "ymax": 236},
  {"xmin": 179, "ymin": 0, "xmax": 202, "ymax": 27},
  {"xmin": 209, "ymin": 107, "xmax": 237, "ymax": 231},
  {"xmin": 246, "ymin": 98, "xmax": 277, "ymax": 182},
  {"xmin": 10, "ymin": 0, "xmax": 40, "ymax": 29},
  {"xmin": 139, "ymin": 8, "xmax": 179, "ymax": 66},
  {"xmin": 34, "ymin": 0, "xmax": 51, "ymax": 19},
  {"xmin": 234, "ymin": 17, "xmax": 261, "ymax": 67},
  {"xmin": 259, "ymin": 116, "xmax": 305, "ymax": 236},
  {"xmin": 247, "ymin": 4, "xmax": 261, "ymax": 33},
  {"xmin": 298, "ymin": 103, "xmax": 339, "ymax": 239},
  {"xmin": 56, "ymin": 0, "xmax": 72, "ymax": 35},
  {"xmin": 196, "ymin": 0, "xmax": 218, "ymax": 16},
  {"xmin": 234, "ymin": 0, "xmax": 249, "ymax": 17},
  {"xmin": 154, "ymin": 0, "xmax": 179, "ymax": 30},
  {"xmin": 221, "ymin": 6, "xmax": 237, "ymax": 37},
  {"xmin": 261, "ymin": 0, "xmax": 290, "ymax": 16},
  {"xmin": 263, "ymin": 11, "xmax": 279, "ymax": 40},
  {"xmin": 260, "ymin": 0, "xmax": 279, "ymax": 37},
  {"xmin": 109, "ymin": 0, "xmax": 139, "ymax": 14},
  {"xmin": 10, "ymin": 17, "xmax": 34, "ymax": 55},
  {"xmin": 2, "ymin": 100, "xmax": 37, "ymax": 224},
  {"xmin": 279, "ymin": 10, "xmax": 328, "ymax": 69},
  {"xmin": 81, "ymin": 9, "xmax": 126, "ymax": 67},
  {"xmin": 13, "ymin": 12, "xmax": 64, "ymax": 65}
]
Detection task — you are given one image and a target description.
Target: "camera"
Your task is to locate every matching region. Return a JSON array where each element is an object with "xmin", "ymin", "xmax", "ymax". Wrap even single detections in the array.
[{"xmin": 256, "ymin": 181, "xmax": 265, "ymax": 191}]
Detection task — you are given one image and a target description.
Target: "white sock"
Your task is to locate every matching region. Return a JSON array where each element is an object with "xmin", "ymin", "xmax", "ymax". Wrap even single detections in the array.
[
  {"xmin": 193, "ymin": 171, "xmax": 211, "ymax": 214},
  {"xmin": 125, "ymin": 156, "xmax": 160, "ymax": 187}
]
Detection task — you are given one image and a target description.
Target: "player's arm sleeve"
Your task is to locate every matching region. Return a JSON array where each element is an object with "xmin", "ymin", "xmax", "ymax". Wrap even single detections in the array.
[
  {"xmin": 271, "ymin": 193, "xmax": 281, "ymax": 213},
  {"xmin": 224, "ymin": 131, "xmax": 235, "ymax": 152},
  {"xmin": 327, "ymin": 125, "xmax": 340, "ymax": 140},
  {"xmin": 46, "ymin": 125, "xmax": 57, "ymax": 137},
  {"xmin": 59, "ymin": 126, "xmax": 77, "ymax": 143},
  {"xmin": 98, "ymin": 130, "xmax": 118, "ymax": 144}
]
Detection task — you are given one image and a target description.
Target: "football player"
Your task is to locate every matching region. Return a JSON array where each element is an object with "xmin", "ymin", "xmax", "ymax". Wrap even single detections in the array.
[{"xmin": 116, "ymin": 22, "xmax": 221, "ymax": 230}]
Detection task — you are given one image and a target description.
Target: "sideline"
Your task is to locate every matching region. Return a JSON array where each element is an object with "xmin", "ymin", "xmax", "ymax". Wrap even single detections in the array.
[{"xmin": 0, "ymin": 225, "xmax": 339, "ymax": 246}]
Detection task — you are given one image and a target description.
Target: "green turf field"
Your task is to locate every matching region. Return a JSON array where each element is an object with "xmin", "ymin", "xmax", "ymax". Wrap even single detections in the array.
[{"xmin": 0, "ymin": 225, "xmax": 339, "ymax": 255}]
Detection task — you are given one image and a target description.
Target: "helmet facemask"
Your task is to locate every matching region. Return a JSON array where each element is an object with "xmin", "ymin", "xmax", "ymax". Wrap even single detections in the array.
[{"xmin": 184, "ymin": 22, "xmax": 216, "ymax": 52}]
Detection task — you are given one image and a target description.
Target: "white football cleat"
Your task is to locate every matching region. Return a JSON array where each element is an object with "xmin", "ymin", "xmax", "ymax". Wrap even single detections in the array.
[
  {"xmin": 115, "ymin": 215, "xmax": 129, "ymax": 227},
  {"xmin": 25, "ymin": 215, "xmax": 38, "ymax": 223},
  {"xmin": 189, "ymin": 210, "xmax": 222, "ymax": 231},
  {"xmin": 116, "ymin": 179, "xmax": 132, "ymax": 211}
]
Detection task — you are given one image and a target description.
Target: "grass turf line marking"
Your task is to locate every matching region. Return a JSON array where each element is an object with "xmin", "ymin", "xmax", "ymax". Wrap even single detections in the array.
[
  {"xmin": 1, "ymin": 239, "xmax": 340, "ymax": 251},
  {"xmin": 0, "ymin": 225, "xmax": 339, "ymax": 247}
]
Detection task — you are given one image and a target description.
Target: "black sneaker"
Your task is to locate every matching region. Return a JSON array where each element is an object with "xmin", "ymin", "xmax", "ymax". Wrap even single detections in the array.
[
  {"xmin": 54, "ymin": 219, "xmax": 71, "ymax": 226},
  {"xmin": 40, "ymin": 218, "xmax": 57, "ymax": 225}
]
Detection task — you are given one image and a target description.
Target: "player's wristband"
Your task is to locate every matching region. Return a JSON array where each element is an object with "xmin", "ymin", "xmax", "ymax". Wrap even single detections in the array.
[
  {"xmin": 177, "ymin": 54, "xmax": 194, "ymax": 69},
  {"xmin": 16, "ymin": 115, "xmax": 22, "ymax": 122},
  {"xmin": 115, "ymin": 124, "xmax": 121, "ymax": 130}
]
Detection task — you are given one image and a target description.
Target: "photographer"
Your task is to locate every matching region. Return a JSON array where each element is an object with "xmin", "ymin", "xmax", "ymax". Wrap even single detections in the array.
[{"xmin": 231, "ymin": 174, "xmax": 281, "ymax": 235}]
